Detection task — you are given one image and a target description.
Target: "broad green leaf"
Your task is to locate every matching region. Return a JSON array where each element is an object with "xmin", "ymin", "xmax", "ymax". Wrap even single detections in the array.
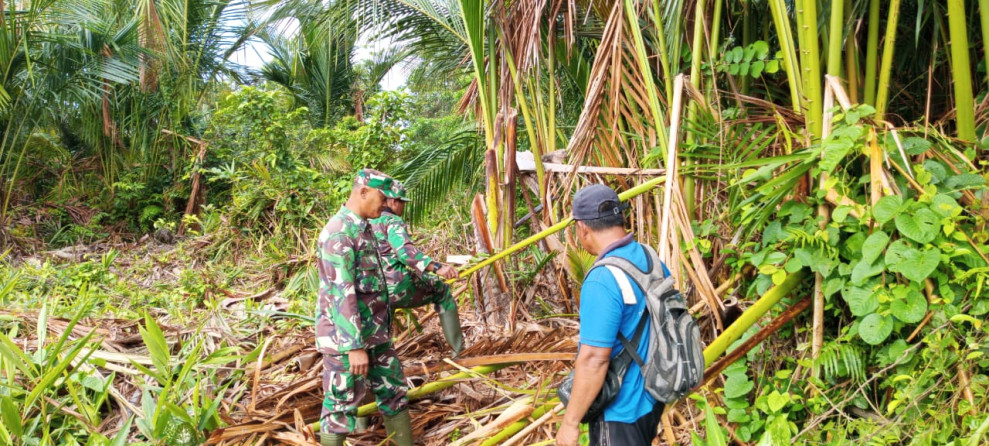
[
  {"xmin": 861, "ymin": 231, "xmax": 890, "ymax": 264},
  {"xmin": 895, "ymin": 208, "xmax": 939, "ymax": 244},
  {"xmin": 766, "ymin": 390, "xmax": 790, "ymax": 413},
  {"xmin": 850, "ymin": 258, "xmax": 884, "ymax": 285},
  {"xmin": 752, "ymin": 40, "xmax": 770, "ymax": 59},
  {"xmin": 890, "ymin": 286, "xmax": 927, "ymax": 323},
  {"xmin": 724, "ymin": 374, "xmax": 754, "ymax": 399},
  {"xmin": 873, "ymin": 195, "xmax": 903, "ymax": 224},
  {"xmin": 888, "ymin": 247, "xmax": 941, "ymax": 283},
  {"xmin": 819, "ymin": 138, "xmax": 855, "ymax": 173},
  {"xmin": 824, "ymin": 277, "xmax": 844, "ymax": 297},
  {"xmin": 900, "ymin": 137, "xmax": 932, "ymax": 155},
  {"xmin": 930, "ymin": 194, "xmax": 962, "ymax": 218},
  {"xmin": 727, "ymin": 408, "xmax": 750, "ymax": 423},
  {"xmin": 750, "ymin": 60, "xmax": 765, "ymax": 78},
  {"xmin": 859, "ymin": 313, "xmax": 894, "ymax": 345},
  {"xmin": 765, "ymin": 59, "xmax": 780, "ymax": 73},
  {"xmin": 842, "ymin": 285, "xmax": 879, "ymax": 316},
  {"xmin": 945, "ymin": 173, "xmax": 986, "ymax": 191}
]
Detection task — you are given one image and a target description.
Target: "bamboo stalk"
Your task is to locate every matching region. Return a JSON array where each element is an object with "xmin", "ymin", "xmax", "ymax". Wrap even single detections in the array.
[
  {"xmin": 863, "ymin": 0, "xmax": 880, "ymax": 105},
  {"xmin": 479, "ymin": 400, "xmax": 560, "ymax": 446},
  {"xmin": 703, "ymin": 271, "xmax": 806, "ymax": 366},
  {"xmin": 624, "ymin": 0, "xmax": 669, "ymax": 159},
  {"xmin": 799, "ymin": 0, "xmax": 823, "ymax": 137},
  {"xmin": 947, "ymin": 0, "xmax": 976, "ymax": 141},
  {"xmin": 500, "ymin": 402, "xmax": 564, "ymax": 446},
  {"xmin": 650, "ymin": 0, "xmax": 674, "ymax": 104},
  {"xmin": 683, "ymin": 0, "xmax": 706, "ymax": 216},
  {"xmin": 843, "ymin": 0, "xmax": 858, "ymax": 103},
  {"xmin": 875, "ymin": 0, "xmax": 902, "ymax": 120},
  {"xmin": 826, "ymin": 0, "xmax": 844, "ymax": 78},
  {"xmin": 768, "ymin": 0, "xmax": 804, "ymax": 113},
  {"xmin": 302, "ymin": 363, "xmax": 514, "ymax": 432},
  {"xmin": 980, "ymin": 0, "xmax": 989, "ymax": 89},
  {"xmin": 451, "ymin": 175, "xmax": 669, "ymax": 282},
  {"xmin": 703, "ymin": 297, "xmax": 812, "ymax": 386}
]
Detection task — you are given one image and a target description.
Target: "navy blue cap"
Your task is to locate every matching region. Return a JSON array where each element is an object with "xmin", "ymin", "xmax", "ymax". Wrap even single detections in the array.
[{"xmin": 572, "ymin": 184, "xmax": 627, "ymax": 220}]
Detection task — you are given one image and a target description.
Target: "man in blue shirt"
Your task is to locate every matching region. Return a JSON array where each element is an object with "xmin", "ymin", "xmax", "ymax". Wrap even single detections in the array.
[{"xmin": 556, "ymin": 184, "xmax": 667, "ymax": 446}]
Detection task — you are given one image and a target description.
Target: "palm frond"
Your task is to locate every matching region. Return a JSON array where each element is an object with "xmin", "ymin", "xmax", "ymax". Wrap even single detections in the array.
[{"xmin": 392, "ymin": 125, "xmax": 482, "ymax": 224}]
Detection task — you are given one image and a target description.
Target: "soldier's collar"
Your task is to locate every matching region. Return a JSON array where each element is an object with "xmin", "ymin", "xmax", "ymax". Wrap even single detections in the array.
[{"xmin": 338, "ymin": 205, "xmax": 368, "ymax": 228}]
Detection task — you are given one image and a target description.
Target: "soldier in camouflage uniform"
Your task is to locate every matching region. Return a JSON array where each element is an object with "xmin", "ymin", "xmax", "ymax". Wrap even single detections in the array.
[
  {"xmin": 370, "ymin": 180, "xmax": 465, "ymax": 355},
  {"xmin": 315, "ymin": 169, "xmax": 414, "ymax": 446}
]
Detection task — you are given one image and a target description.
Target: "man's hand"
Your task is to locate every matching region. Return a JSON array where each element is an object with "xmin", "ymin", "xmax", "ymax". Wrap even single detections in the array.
[
  {"xmin": 554, "ymin": 419, "xmax": 580, "ymax": 446},
  {"xmin": 348, "ymin": 349, "xmax": 369, "ymax": 376},
  {"xmin": 435, "ymin": 264, "xmax": 458, "ymax": 280}
]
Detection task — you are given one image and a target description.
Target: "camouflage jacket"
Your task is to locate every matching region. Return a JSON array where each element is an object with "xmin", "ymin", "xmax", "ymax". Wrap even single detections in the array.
[
  {"xmin": 370, "ymin": 210, "xmax": 437, "ymax": 286},
  {"xmin": 315, "ymin": 206, "xmax": 390, "ymax": 355}
]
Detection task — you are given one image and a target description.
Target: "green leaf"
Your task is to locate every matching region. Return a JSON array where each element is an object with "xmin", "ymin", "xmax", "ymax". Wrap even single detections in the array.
[
  {"xmin": 750, "ymin": 60, "xmax": 765, "ymax": 78},
  {"xmin": 752, "ymin": 40, "xmax": 770, "ymax": 59},
  {"xmin": 888, "ymin": 246, "xmax": 941, "ymax": 283},
  {"xmin": 861, "ymin": 231, "xmax": 890, "ymax": 264},
  {"xmin": 819, "ymin": 138, "xmax": 855, "ymax": 173},
  {"xmin": 859, "ymin": 313, "xmax": 894, "ymax": 345},
  {"xmin": 945, "ymin": 173, "xmax": 986, "ymax": 191},
  {"xmin": 111, "ymin": 416, "xmax": 134, "ymax": 446},
  {"xmin": 1, "ymin": 396, "xmax": 21, "ymax": 437},
  {"xmin": 703, "ymin": 398, "xmax": 728, "ymax": 446},
  {"xmin": 140, "ymin": 314, "xmax": 171, "ymax": 381},
  {"xmin": 890, "ymin": 286, "xmax": 927, "ymax": 323},
  {"xmin": 950, "ymin": 314, "xmax": 982, "ymax": 329},
  {"xmin": 900, "ymin": 137, "xmax": 932, "ymax": 155},
  {"xmin": 766, "ymin": 390, "xmax": 790, "ymax": 413},
  {"xmin": 842, "ymin": 285, "xmax": 879, "ymax": 316},
  {"xmin": 895, "ymin": 208, "xmax": 940, "ymax": 244},
  {"xmin": 873, "ymin": 195, "xmax": 903, "ymax": 224},
  {"xmin": 850, "ymin": 258, "xmax": 884, "ymax": 285},
  {"xmin": 930, "ymin": 194, "xmax": 962, "ymax": 218},
  {"xmin": 765, "ymin": 59, "xmax": 780, "ymax": 73},
  {"xmin": 731, "ymin": 46, "xmax": 744, "ymax": 63},
  {"xmin": 724, "ymin": 374, "xmax": 754, "ymax": 399},
  {"xmin": 824, "ymin": 278, "xmax": 844, "ymax": 297}
]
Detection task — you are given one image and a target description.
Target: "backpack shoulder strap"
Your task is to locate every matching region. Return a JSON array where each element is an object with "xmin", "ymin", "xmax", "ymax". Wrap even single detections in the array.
[
  {"xmin": 617, "ymin": 313, "xmax": 649, "ymax": 369},
  {"xmin": 604, "ymin": 265, "xmax": 638, "ymax": 304}
]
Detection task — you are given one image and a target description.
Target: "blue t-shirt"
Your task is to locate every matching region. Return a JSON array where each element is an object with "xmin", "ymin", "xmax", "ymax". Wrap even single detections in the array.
[{"xmin": 579, "ymin": 238, "xmax": 669, "ymax": 423}]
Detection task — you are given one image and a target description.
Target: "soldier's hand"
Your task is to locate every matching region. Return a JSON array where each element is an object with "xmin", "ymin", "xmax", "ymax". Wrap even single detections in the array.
[
  {"xmin": 348, "ymin": 349, "xmax": 369, "ymax": 377},
  {"xmin": 435, "ymin": 264, "xmax": 458, "ymax": 280}
]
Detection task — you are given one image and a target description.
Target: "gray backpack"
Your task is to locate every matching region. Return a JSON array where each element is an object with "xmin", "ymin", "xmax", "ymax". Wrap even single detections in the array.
[{"xmin": 595, "ymin": 244, "xmax": 705, "ymax": 403}]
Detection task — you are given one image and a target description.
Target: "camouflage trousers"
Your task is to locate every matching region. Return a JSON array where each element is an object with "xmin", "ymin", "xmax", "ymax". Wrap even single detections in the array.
[
  {"xmin": 319, "ymin": 342, "xmax": 408, "ymax": 434},
  {"xmin": 389, "ymin": 273, "xmax": 456, "ymax": 313}
]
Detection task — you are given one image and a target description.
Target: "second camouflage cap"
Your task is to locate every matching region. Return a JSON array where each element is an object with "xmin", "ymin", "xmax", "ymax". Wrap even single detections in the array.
[
  {"xmin": 390, "ymin": 180, "xmax": 412, "ymax": 202},
  {"xmin": 355, "ymin": 169, "xmax": 399, "ymax": 199}
]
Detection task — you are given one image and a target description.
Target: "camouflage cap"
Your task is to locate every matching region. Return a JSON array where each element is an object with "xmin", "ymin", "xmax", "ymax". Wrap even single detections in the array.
[
  {"xmin": 390, "ymin": 180, "xmax": 412, "ymax": 202},
  {"xmin": 355, "ymin": 169, "xmax": 399, "ymax": 198}
]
